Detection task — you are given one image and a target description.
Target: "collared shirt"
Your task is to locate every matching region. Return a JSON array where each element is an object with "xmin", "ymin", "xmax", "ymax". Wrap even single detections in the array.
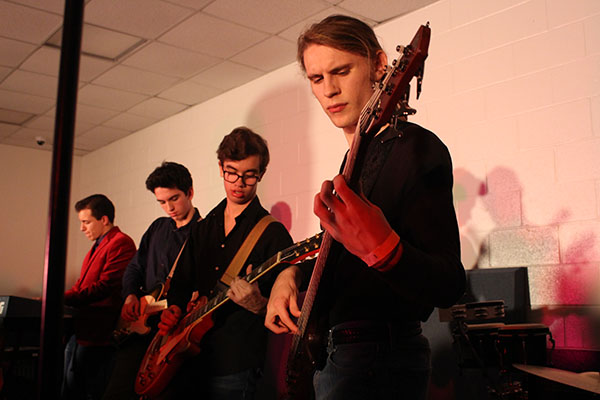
[
  {"xmin": 122, "ymin": 208, "xmax": 201, "ymax": 298},
  {"xmin": 169, "ymin": 196, "xmax": 293, "ymax": 376}
]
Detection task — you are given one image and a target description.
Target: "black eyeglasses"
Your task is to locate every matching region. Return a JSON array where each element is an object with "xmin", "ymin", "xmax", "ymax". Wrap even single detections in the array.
[{"xmin": 222, "ymin": 169, "xmax": 260, "ymax": 186}]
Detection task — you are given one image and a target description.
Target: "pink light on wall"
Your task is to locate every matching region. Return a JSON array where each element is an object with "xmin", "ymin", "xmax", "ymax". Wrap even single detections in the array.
[{"xmin": 270, "ymin": 201, "xmax": 292, "ymax": 232}]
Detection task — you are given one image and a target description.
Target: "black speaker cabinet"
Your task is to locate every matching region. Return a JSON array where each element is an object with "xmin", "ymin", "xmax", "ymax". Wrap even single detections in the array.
[{"xmin": 460, "ymin": 267, "xmax": 530, "ymax": 324}]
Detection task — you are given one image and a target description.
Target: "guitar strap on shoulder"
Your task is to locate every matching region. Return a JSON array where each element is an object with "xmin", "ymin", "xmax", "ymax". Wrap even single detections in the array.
[
  {"xmin": 219, "ymin": 215, "xmax": 276, "ymax": 286},
  {"xmin": 162, "ymin": 238, "xmax": 188, "ymax": 297},
  {"xmin": 163, "ymin": 215, "xmax": 203, "ymax": 295}
]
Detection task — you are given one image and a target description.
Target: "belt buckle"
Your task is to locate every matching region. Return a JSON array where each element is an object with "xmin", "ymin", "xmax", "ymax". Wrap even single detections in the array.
[{"xmin": 327, "ymin": 329, "xmax": 335, "ymax": 353}]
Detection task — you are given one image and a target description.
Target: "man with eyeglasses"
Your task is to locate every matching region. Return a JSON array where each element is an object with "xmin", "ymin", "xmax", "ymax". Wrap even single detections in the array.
[{"xmin": 157, "ymin": 126, "xmax": 293, "ymax": 399}]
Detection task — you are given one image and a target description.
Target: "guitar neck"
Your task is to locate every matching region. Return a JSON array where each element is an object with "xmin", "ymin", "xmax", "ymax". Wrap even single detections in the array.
[{"xmin": 181, "ymin": 234, "xmax": 321, "ymax": 330}]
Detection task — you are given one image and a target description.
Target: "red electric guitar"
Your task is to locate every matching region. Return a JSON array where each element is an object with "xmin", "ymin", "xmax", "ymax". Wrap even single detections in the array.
[{"xmin": 134, "ymin": 233, "xmax": 322, "ymax": 397}]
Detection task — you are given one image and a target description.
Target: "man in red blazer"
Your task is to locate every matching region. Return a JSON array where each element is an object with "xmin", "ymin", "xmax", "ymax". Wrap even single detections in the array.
[{"xmin": 62, "ymin": 194, "xmax": 136, "ymax": 400}]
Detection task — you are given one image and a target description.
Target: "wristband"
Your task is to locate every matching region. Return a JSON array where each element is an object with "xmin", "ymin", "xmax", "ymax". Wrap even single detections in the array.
[{"xmin": 363, "ymin": 230, "xmax": 400, "ymax": 267}]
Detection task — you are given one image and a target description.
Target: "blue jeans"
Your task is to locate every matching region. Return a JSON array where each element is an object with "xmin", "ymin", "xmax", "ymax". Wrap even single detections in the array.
[
  {"xmin": 62, "ymin": 335, "xmax": 115, "ymax": 400},
  {"xmin": 159, "ymin": 365, "xmax": 261, "ymax": 400},
  {"xmin": 313, "ymin": 322, "xmax": 431, "ymax": 400},
  {"xmin": 205, "ymin": 368, "xmax": 261, "ymax": 400}
]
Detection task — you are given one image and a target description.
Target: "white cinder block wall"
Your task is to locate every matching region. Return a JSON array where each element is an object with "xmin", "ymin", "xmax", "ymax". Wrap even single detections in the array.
[{"xmin": 17, "ymin": 0, "xmax": 598, "ymax": 352}]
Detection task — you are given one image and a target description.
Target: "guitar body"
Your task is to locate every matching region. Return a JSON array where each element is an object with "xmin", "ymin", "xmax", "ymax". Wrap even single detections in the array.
[
  {"xmin": 284, "ymin": 311, "xmax": 327, "ymax": 399},
  {"xmin": 135, "ymin": 234, "xmax": 322, "ymax": 398},
  {"xmin": 112, "ymin": 285, "xmax": 167, "ymax": 346},
  {"xmin": 135, "ymin": 313, "xmax": 214, "ymax": 397},
  {"xmin": 284, "ymin": 264, "xmax": 334, "ymax": 400}
]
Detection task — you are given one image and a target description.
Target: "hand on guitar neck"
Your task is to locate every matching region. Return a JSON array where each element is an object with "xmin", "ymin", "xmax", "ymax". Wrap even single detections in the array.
[
  {"xmin": 314, "ymin": 174, "xmax": 395, "ymax": 264},
  {"xmin": 158, "ymin": 265, "xmax": 268, "ymax": 336},
  {"xmin": 227, "ymin": 264, "xmax": 268, "ymax": 315}
]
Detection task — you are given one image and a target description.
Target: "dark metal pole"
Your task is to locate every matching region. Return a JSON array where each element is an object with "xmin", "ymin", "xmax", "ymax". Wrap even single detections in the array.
[{"xmin": 38, "ymin": 0, "xmax": 84, "ymax": 398}]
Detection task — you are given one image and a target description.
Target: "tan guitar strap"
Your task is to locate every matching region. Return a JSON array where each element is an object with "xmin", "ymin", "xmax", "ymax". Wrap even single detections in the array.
[
  {"xmin": 164, "ymin": 215, "xmax": 203, "ymax": 295},
  {"xmin": 220, "ymin": 215, "xmax": 276, "ymax": 286}
]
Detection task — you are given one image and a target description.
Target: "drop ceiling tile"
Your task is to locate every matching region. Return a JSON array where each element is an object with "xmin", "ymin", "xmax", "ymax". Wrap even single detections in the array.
[
  {"xmin": 19, "ymin": 46, "xmax": 60, "ymax": 76},
  {"xmin": 64, "ymin": 103, "xmax": 119, "ymax": 125},
  {"xmin": 337, "ymin": 0, "xmax": 438, "ymax": 22},
  {"xmin": 0, "ymin": 122, "xmax": 20, "ymax": 139},
  {"xmin": 127, "ymin": 97, "xmax": 187, "ymax": 120},
  {"xmin": 0, "ymin": 70, "xmax": 58, "ymax": 98},
  {"xmin": 84, "ymin": 0, "xmax": 194, "ymax": 39},
  {"xmin": 231, "ymin": 36, "xmax": 296, "ymax": 72},
  {"xmin": 93, "ymin": 65, "xmax": 180, "ymax": 95},
  {"xmin": 103, "ymin": 112, "xmax": 156, "ymax": 132},
  {"xmin": 10, "ymin": 0, "xmax": 65, "ymax": 14},
  {"xmin": 79, "ymin": 54, "xmax": 117, "ymax": 82},
  {"xmin": 0, "ymin": 89, "xmax": 55, "ymax": 114},
  {"xmin": 122, "ymin": 42, "xmax": 220, "ymax": 78},
  {"xmin": 162, "ymin": 0, "xmax": 212, "ymax": 9},
  {"xmin": 159, "ymin": 13, "xmax": 268, "ymax": 59},
  {"xmin": 0, "ymin": 66, "xmax": 11, "ymax": 81},
  {"xmin": 75, "ymin": 124, "xmax": 131, "ymax": 151},
  {"xmin": 191, "ymin": 61, "xmax": 263, "ymax": 91},
  {"xmin": 74, "ymin": 120, "xmax": 95, "ymax": 136},
  {"xmin": 47, "ymin": 24, "xmax": 146, "ymax": 61},
  {"xmin": 278, "ymin": 7, "xmax": 377, "ymax": 42},
  {"xmin": 29, "ymin": 114, "xmax": 95, "ymax": 136},
  {"xmin": 78, "ymin": 84, "xmax": 148, "ymax": 111},
  {"xmin": 203, "ymin": 0, "xmax": 329, "ymax": 34},
  {"xmin": 0, "ymin": 2, "xmax": 62, "ymax": 44},
  {"xmin": 0, "ymin": 107, "xmax": 34, "ymax": 124},
  {"xmin": 0, "ymin": 37, "xmax": 37, "ymax": 67},
  {"xmin": 158, "ymin": 80, "xmax": 223, "ymax": 105},
  {"xmin": 20, "ymin": 46, "xmax": 115, "ymax": 81},
  {"xmin": 24, "ymin": 114, "xmax": 53, "ymax": 130}
]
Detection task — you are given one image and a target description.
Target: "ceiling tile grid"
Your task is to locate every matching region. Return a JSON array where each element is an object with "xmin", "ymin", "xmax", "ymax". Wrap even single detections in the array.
[{"xmin": 0, "ymin": 0, "xmax": 438, "ymax": 154}]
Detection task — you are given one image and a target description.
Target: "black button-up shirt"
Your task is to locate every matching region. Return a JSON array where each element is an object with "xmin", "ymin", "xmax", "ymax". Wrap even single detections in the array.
[
  {"xmin": 168, "ymin": 196, "xmax": 293, "ymax": 376},
  {"xmin": 122, "ymin": 208, "xmax": 201, "ymax": 298}
]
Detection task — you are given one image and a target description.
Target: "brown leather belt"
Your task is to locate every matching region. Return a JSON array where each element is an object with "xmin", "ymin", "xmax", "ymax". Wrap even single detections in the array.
[{"xmin": 328, "ymin": 321, "xmax": 422, "ymax": 346}]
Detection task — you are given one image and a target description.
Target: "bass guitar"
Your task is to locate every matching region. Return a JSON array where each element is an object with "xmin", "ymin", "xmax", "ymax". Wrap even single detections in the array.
[
  {"xmin": 284, "ymin": 23, "xmax": 432, "ymax": 400},
  {"xmin": 135, "ymin": 233, "xmax": 323, "ymax": 397},
  {"xmin": 112, "ymin": 284, "xmax": 168, "ymax": 346}
]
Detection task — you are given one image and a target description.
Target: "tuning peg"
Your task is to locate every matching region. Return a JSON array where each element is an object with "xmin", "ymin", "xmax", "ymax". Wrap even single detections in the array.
[{"xmin": 416, "ymin": 66, "xmax": 425, "ymax": 99}]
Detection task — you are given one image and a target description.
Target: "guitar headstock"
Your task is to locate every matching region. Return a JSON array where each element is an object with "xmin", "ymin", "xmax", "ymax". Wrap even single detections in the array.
[{"xmin": 360, "ymin": 23, "xmax": 431, "ymax": 135}]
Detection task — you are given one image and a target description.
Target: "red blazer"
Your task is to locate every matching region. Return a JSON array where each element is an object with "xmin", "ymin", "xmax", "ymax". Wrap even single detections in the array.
[{"xmin": 65, "ymin": 226, "xmax": 136, "ymax": 346}]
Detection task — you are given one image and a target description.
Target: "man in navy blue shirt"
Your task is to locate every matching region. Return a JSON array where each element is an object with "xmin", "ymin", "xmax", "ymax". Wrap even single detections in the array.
[{"xmin": 102, "ymin": 162, "xmax": 201, "ymax": 400}]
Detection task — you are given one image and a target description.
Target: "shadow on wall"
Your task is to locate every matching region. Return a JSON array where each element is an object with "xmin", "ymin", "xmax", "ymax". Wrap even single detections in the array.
[
  {"xmin": 453, "ymin": 165, "xmax": 599, "ymax": 347},
  {"xmin": 425, "ymin": 165, "xmax": 600, "ymax": 398}
]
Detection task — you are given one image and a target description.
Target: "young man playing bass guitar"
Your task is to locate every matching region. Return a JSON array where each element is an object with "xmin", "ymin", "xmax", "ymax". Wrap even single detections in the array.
[
  {"xmin": 157, "ymin": 127, "xmax": 293, "ymax": 399},
  {"xmin": 265, "ymin": 15, "xmax": 466, "ymax": 399},
  {"xmin": 103, "ymin": 161, "xmax": 201, "ymax": 400}
]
